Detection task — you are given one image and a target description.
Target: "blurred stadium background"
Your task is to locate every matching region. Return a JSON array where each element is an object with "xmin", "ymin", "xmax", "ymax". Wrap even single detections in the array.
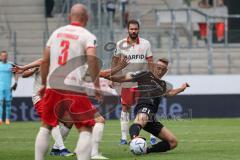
[{"xmin": 0, "ymin": 0, "xmax": 240, "ymax": 159}]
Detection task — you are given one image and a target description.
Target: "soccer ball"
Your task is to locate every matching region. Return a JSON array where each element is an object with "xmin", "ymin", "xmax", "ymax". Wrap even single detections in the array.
[{"xmin": 129, "ymin": 137, "xmax": 147, "ymax": 155}]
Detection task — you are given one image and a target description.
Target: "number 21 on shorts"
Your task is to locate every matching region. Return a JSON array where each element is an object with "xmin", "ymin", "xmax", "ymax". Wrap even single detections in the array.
[
  {"xmin": 58, "ymin": 40, "xmax": 70, "ymax": 65},
  {"xmin": 141, "ymin": 107, "xmax": 150, "ymax": 114}
]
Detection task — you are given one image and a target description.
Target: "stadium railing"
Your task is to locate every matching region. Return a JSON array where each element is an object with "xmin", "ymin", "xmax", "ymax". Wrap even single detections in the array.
[{"xmin": 137, "ymin": 7, "xmax": 240, "ymax": 74}]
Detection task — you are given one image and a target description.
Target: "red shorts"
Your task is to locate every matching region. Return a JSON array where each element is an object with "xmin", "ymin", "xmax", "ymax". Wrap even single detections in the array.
[
  {"xmin": 35, "ymin": 99, "xmax": 44, "ymax": 118},
  {"xmin": 41, "ymin": 89, "xmax": 96, "ymax": 129},
  {"xmin": 121, "ymin": 88, "xmax": 139, "ymax": 106}
]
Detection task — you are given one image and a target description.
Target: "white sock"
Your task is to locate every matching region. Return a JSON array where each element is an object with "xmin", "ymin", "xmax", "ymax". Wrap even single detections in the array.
[
  {"xmin": 35, "ymin": 127, "xmax": 50, "ymax": 160},
  {"xmin": 91, "ymin": 123, "xmax": 104, "ymax": 157},
  {"xmin": 52, "ymin": 125, "xmax": 65, "ymax": 150},
  {"xmin": 120, "ymin": 111, "xmax": 129, "ymax": 140},
  {"xmin": 76, "ymin": 131, "xmax": 92, "ymax": 160},
  {"xmin": 59, "ymin": 123, "xmax": 70, "ymax": 141}
]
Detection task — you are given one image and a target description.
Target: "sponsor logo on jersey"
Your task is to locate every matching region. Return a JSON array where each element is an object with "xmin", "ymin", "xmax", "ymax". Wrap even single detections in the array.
[{"xmin": 127, "ymin": 54, "xmax": 145, "ymax": 60}]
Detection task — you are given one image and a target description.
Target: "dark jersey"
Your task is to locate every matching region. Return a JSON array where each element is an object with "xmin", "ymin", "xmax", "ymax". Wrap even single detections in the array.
[{"xmin": 130, "ymin": 71, "xmax": 171, "ymax": 106}]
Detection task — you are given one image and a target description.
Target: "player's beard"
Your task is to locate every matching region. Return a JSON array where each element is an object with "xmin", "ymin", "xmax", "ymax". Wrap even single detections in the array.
[{"xmin": 129, "ymin": 32, "xmax": 139, "ymax": 40}]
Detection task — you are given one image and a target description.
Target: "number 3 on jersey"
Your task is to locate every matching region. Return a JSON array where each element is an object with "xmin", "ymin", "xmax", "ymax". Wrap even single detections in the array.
[{"xmin": 58, "ymin": 40, "xmax": 70, "ymax": 65}]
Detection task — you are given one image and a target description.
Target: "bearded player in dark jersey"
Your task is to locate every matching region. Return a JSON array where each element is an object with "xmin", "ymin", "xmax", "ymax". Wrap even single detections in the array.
[{"xmin": 102, "ymin": 58, "xmax": 189, "ymax": 154}]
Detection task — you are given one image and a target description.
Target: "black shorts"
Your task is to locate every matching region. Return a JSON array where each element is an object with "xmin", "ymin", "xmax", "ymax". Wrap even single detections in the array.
[{"xmin": 134, "ymin": 103, "xmax": 164, "ymax": 137}]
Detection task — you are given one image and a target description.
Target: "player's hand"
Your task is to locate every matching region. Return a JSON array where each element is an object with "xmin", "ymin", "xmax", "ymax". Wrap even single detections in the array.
[
  {"xmin": 12, "ymin": 65, "xmax": 25, "ymax": 74},
  {"xmin": 118, "ymin": 56, "xmax": 129, "ymax": 69},
  {"xmin": 181, "ymin": 83, "xmax": 190, "ymax": 91},
  {"xmin": 11, "ymin": 82, "xmax": 17, "ymax": 91},
  {"xmin": 38, "ymin": 86, "xmax": 46, "ymax": 98}
]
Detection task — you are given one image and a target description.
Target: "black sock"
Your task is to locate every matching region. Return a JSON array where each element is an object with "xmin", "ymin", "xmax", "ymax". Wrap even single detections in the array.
[
  {"xmin": 147, "ymin": 141, "xmax": 171, "ymax": 153},
  {"xmin": 129, "ymin": 123, "xmax": 142, "ymax": 139}
]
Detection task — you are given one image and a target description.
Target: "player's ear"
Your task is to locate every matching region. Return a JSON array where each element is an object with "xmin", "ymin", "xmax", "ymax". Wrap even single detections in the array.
[{"xmin": 85, "ymin": 14, "xmax": 89, "ymax": 25}]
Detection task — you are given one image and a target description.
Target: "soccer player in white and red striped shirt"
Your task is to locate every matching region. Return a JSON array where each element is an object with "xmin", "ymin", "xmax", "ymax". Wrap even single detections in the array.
[
  {"xmin": 111, "ymin": 19, "xmax": 154, "ymax": 144},
  {"xmin": 35, "ymin": 4, "xmax": 101, "ymax": 160}
]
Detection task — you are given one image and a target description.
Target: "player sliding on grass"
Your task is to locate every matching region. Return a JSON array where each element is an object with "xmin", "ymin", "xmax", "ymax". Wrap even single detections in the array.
[{"xmin": 102, "ymin": 58, "xmax": 189, "ymax": 154}]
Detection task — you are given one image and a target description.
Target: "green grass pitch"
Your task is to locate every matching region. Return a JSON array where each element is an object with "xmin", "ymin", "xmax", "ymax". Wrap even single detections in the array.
[{"xmin": 0, "ymin": 118, "xmax": 240, "ymax": 160}]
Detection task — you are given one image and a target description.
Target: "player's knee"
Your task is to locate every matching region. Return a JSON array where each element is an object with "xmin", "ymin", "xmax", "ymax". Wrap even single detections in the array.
[
  {"xmin": 95, "ymin": 116, "xmax": 105, "ymax": 124},
  {"xmin": 5, "ymin": 101, "xmax": 11, "ymax": 107},
  {"xmin": 41, "ymin": 122, "xmax": 53, "ymax": 130},
  {"xmin": 78, "ymin": 126, "xmax": 92, "ymax": 133},
  {"xmin": 122, "ymin": 104, "xmax": 130, "ymax": 112},
  {"xmin": 169, "ymin": 137, "xmax": 178, "ymax": 149},
  {"xmin": 134, "ymin": 113, "xmax": 148, "ymax": 127}
]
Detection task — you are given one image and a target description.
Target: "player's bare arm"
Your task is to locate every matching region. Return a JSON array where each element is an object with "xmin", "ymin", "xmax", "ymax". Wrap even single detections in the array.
[
  {"xmin": 109, "ymin": 55, "xmax": 121, "ymax": 88},
  {"xmin": 40, "ymin": 47, "xmax": 50, "ymax": 86},
  {"xmin": 165, "ymin": 83, "xmax": 190, "ymax": 97},
  {"xmin": 103, "ymin": 72, "xmax": 133, "ymax": 83},
  {"xmin": 146, "ymin": 56, "xmax": 153, "ymax": 71},
  {"xmin": 86, "ymin": 47, "xmax": 102, "ymax": 101},
  {"xmin": 22, "ymin": 68, "xmax": 39, "ymax": 78},
  {"xmin": 13, "ymin": 58, "xmax": 43, "ymax": 74},
  {"xmin": 111, "ymin": 55, "xmax": 120, "ymax": 69},
  {"xmin": 100, "ymin": 56, "xmax": 129, "ymax": 78}
]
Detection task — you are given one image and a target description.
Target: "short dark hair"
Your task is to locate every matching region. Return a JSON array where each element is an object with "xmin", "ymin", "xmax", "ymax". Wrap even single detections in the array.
[
  {"xmin": 158, "ymin": 58, "xmax": 169, "ymax": 65},
  {"xmin": 127, "ymin": 19, "xmax": 140, "ymax": 29}
]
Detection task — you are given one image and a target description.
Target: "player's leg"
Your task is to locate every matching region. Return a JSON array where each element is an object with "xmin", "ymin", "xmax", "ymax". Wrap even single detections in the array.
[
  {"xmin": 91, "ymin": 112, "xmax": 108, "ymax": 159},
  {"xmin": 150, "ymin": 97, "xmax": 162, "ymax": 145},
  {"xmin": 146, "ymin": 126, "xmax": 177, "ymax": 153},
  {"xmin": 5, "ymin": 89, "xmax": 12, "ymax": 124},
  {"xmin": 71, "ymin": 93, "xmax": 96, "ymax": 160},
  {"xmin": 0, "ymin": 99, "xmax": 3, "ymax": 124},
  {"xmin": 5, "ymin": 100, "xmax": 11, "ymax": 124},
  {"xmin": 35, "ymin": 123, "xmax": 52, "ymax": 160},
  {"xmin": 0, "ymin": 90, "xmax": 3, "ymax": 124},
  {"xmin": 129, "ymin": 112, "xmax": 149, "ymax": 139},
  {"xmin": 50, "ymin": 102, "xmax": 74, "ymax": 156},
  {"xmin": 75, "ymin": 126, "xmax": 93, "ymax": 160},
  {"xmin": 35, "ymin": 88, "xmax": 60, "ymax": 160},
  {"xmin": 50, "ymin": 125, "xmax": 73, "ymax": 156},
  {"xmin": 59, "ymin": 121, "xmax": 73, "ymax": 141},
  {"xmin": 120, "ymin": 88, "xmax": 135, "ymax": 144},
  {"xmin": 158, "ymin": 127, "xmax": 178, "ymax": 149},
  {"xmin": 120, "ymin": 104, "xmax": 130, "ymax": 144}
]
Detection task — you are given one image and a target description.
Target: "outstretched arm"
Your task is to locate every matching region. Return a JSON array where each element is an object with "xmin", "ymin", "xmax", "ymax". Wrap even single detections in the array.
[
  {"xmin": 104, "ymin": 72, "xmax": 133, "ymax": 83},
  {"xmin": 22, "ymin": 68, "xmax": 39, "ymax": 78},
  {"xmin": 100, "ymin": 56, "xmax": 129, "ymax": 78},
  {"xmin": 13, "ymin": 58, "xmax": 43, "ymax": 74},
  {"xmin": 41, "ymin": 48, "xmax": 50, "ymax": 86},
  {"xmin": 165, "ymin": 83, "xmax": 189, "ymax": 97}
]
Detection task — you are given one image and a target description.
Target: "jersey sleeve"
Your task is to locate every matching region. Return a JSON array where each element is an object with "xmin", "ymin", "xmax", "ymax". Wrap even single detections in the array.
[
  {"xmin": 85, "ymin": 34, "xmax": 97, "ymax": 49},
  {"xmin": 146, "ymin": 41, "xmax": 153, "ymax": 58},
  {"xmin": 130, "ymin": 71, "xmax": 148, "ymax": 82},
  {"xmin": 46, "ymin": 30, "xmax": 58, "ymax": 47},
  {"xmin": 165, "ymin": 81, "xmax": 173, "ymax": 92},
  {"xmin": 46, "ymin": 35, "xmax": 54, "ymax": 47}
]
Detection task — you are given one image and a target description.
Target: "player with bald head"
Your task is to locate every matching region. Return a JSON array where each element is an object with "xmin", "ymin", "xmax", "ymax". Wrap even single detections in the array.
[
  {"xmin": 34, "ymin": 3, "xmax": 101, "ymax": 160},
  {"xmin": 69, "ymin": 4, "xmax": 88, "ymax": 22}
]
